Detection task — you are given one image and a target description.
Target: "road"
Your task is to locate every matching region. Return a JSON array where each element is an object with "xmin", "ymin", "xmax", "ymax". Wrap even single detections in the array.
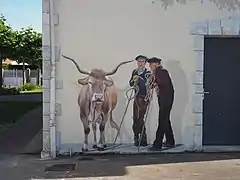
[
  {"xmin": 0, "ymin": 153, "xmax": 239, "ymax": 180},
  {"xmin": 0, "ymin": 106, "xmax": 42, "ymax": 154}
]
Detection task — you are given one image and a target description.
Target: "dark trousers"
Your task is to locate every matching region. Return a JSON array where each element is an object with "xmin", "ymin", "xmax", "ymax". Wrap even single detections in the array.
[
  {"xmin": 153, "ymin": 94, "xmax": 175, "ymax": 147},
  {"xmin": 132, "ymin": 97, "xmax": 148, "ymax": 141}
]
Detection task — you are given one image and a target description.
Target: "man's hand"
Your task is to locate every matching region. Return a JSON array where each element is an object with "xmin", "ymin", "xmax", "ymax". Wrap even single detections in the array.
[
  {"xmin": 129, "ymin": 69, "xmax": 139, "ymax": 87},
  {"xmin": 153, "ymin": 83, "xmax": 158, "ymax": 88},
  {"xmin": 155, "ymin": 85, "xmax": 160, "ymax": 95},
  {"xmin": 132, "ymin": 75, "xmax": 139, "ymax": 83}
]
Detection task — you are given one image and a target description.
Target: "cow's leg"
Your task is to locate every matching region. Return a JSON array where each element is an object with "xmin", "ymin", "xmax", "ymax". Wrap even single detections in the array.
[
  {"xmin": 92, "ymin": 123, "xmax": 97, "ymax": 148},
  {"xmin": 102, "ymin": 114, "xmax": 108, "ymax": 149},
  {"xmin": 97, "ymin": 114, "xmax": 108, "ymax": 151},
  {"xmin": 81, "ymin": 115, "xmax": 90, "ymax": 152},
  {"xmin": 101, "ymin": 126, "xmax": 107, "ymax": 148},
  {"xmin": 100, "ymin": 114, "xmax": 107, "ymax": 148}
]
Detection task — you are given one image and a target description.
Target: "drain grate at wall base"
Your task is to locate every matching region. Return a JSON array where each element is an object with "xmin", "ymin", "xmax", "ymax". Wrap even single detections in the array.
[{"xmin": 45, "ymin": 164, "xmax": 76, "ymax": 172}]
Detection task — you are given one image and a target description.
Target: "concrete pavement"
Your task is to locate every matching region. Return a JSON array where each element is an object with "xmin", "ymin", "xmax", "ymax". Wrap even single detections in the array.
[{"xmin": 0, "ymin": 153, "xmax": 240, "ymax": 180}]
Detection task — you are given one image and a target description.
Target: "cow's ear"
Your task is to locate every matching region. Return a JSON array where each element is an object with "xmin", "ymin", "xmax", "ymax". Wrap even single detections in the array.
[
  {"xmin": 105, "ymin": 79, "xmax": 113, "ymax": 86},
  {"xmin": 78, "ymin": 78, "xmax": 88, "ymax": 85}
]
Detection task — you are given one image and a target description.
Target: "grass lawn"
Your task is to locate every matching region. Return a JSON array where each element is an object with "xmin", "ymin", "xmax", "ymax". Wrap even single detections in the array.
[
  {"xmin": 0, "ymin": 101, "xmax": 41, "ymax": 133},
  {"xmin": 20, "ymin": 88, "xmax": 43, "ymax": 94}
]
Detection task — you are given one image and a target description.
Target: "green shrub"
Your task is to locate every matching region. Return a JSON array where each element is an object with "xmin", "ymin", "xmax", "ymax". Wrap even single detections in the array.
[
  {"xmin": 1, "ymin": 87, "xmax": 20, "ymax": 95},
  {"xmin": 17, "ymin": 83, "xmax": 41, "ymax": 91},
  {"xmin": 2, "ymin": 64, "xmax": 10, "ymax": 70}
]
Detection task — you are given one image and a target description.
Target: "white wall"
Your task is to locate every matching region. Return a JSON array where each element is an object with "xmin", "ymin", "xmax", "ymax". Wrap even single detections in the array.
[{"xmin": 54, "ymin": 0, "xmax": 238, "ymax": 148}]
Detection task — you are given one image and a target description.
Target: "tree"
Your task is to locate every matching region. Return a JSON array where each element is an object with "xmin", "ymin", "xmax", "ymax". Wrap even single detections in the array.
[
  {"xmin": 13, "ymin": 27, "xmax": 42, "ymax": 68},
  {"xmin": 13, "ymin": 27, "xmax": 42, "ymax": 84},
  {"xmin": 0, "ymin": 15, "xmax": 42, "ymax": 87},
  {"xmin": 0, "ymin": 15, "xmax": 16, "ymax": 92},
  {"xmin": 0, "ymin": 15, "xmax": 15, "ymax": 56},
  {"xmin": 156, "ymin": 0, "xmax": 240, "ymax": 11}
]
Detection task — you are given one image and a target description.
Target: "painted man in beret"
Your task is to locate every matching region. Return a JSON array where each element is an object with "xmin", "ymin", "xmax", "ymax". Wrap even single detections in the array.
[
  {"xmin": 129, "ymin": 55, "xmax": 151, "ymax": 146},
  {"xmin": 147, "ymin": 57, "xmax": 175, "ymax": 151}
]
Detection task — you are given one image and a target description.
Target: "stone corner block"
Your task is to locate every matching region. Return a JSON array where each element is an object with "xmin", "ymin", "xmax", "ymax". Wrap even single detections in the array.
[
  {"xmin": 56, "ymin": 131, "xmax": 61, "ymax": 150},
  {"xmin": 43, "ymin": 102, "xmax": 50, "ymax": 116},
  {"xmin": 190, "ymin": 20, "xmax": 208, "ymax": 35},
  {"xmin": 42, "ymin": 45, "xmax": 61, "ymax": 62},
  {"xmin": 55, "ymin": 45, "xmax": 61, "ymax": 62},
  {"xmin": 208, "ymin": 19, "xmax": 221, "ymax": 35},
  {"xmin": 42, "ymin": 13, "xmax": 50, "ymax": 25},
  {"xmin": 42, "ymin": 13, "xmax": 59, "ymax": 26},
  {"xmin": 194, "ymin": 113, "xmax": 203, "ymax": 126},
  {"xmin": 43, "ymin": 89, "xmax": 50, "ymax": 103},
  {"xmin": 42, "ymin": 0, "xmax": 50, "ymax": 13},
  {"xmin": 43, "ymin": 46, "xmax": 50, "ymax": 62},
  {"xmin": 43, "ymin": 61, "xmax": 51, "ymax": 80},
  {"xmin": 221, "ymin": 16, "xmax": 240, "ymax": 35},
  {"xmin": 192, "ymin": 94, "xmax": 203, "ymax": 113},
  {"xmin": 192, "ymin": 71, "xmax": 203, "ymax": 85},
  {"xmin": 194, "ymin": 125, "xmax": 203, "ymax": 151},
  {"xmin": 193, "ymin": 35, "xmax": 205, "ymax": 51},
  {"xmin": 54, "ymin": 13, "xmax": 59, "ymax": 26},
  {"xmin": 56, "ymin": 103, "xmax": 62, "ymax": 116},
  {"xmin": 43, "ymin": 79, "xmax": 50, "ymax": 89},
  {"xmin": 56, "ymin": 79, "xmax": 63, "ymax": 89},
  {"xmin": 195, "ymin": 51, "xmax": 204, "ymax": 71},
  {"xmin": 194, "ymin": 84, "xmax": 204, "ymax": 94}
]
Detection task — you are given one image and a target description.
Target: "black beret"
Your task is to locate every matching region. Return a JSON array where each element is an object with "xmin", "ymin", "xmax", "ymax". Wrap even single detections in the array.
[
  {"xmin": 147, "ymin": 57, "xmax": 162, "ymax": 63},
  {"xmin": 135, "ymin": 55, "xmax": 148, "ymax": 61}
]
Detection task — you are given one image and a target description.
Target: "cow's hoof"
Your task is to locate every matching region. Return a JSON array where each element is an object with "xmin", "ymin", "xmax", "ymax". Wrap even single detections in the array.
[
  {"xmin": 103, "ymin": 144, "xmax": 107, "ymax": 148},
  {"xmin": 81, "ymin": 148, "xmax": 88, "ymax": 153},
  {"xmin": 97, "ymin": 147, "xmax": 105, "ymax": 151},
  {"xmin": 92, "ymin": 144, "xmax": 98, "ymax": 149}
]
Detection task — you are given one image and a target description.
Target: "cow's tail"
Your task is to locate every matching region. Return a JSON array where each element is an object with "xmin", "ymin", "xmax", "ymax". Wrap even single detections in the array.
[{"xmin": 109, "ymin": 111, "xmax": 120, "ymax": 132}]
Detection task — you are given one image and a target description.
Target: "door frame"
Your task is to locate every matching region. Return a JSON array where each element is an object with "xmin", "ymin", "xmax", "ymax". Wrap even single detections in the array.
[{"xmin": 190, "ymin": 16, "xmax": 240, "ymax": 151}]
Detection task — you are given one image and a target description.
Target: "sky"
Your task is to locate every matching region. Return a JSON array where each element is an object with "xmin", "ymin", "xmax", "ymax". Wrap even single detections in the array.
[{"xmin": 0, "ymin": 0, "xmax": 41, "ymax": 32}]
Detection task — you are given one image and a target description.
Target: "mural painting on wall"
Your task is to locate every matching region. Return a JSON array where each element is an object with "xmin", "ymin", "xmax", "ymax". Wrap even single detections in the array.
[{"xmin": 62, "ymin": 54, "xmax": 176, "ymax": 153}]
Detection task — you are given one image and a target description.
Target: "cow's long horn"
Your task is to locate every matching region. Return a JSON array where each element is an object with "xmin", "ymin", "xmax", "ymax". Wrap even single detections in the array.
[
  {"xmin": 62, "ymin": 54, "xmax": 90, "ymax": 75},
  {"xmin": 105, "ymin": 60, "xmax": 134, "ymax": 76}
]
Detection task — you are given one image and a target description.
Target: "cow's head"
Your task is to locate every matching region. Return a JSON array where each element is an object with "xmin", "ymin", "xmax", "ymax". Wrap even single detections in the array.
[
  {"xmin": 77, "ymin": 69, "xmax": 114, "ymax": 103},
  {"xmin": 62, "ymin": 55, "xmax": 134, "ymax": 106}
]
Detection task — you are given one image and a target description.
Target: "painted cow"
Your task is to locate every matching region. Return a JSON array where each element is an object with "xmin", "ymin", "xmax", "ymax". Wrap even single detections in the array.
[{"xmin": 62, "ymin": 55, "xmax": 134, "ymax": 152}]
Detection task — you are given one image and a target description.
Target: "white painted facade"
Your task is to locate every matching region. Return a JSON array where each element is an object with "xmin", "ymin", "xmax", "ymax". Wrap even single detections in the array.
[{"xmin": 42, "ymin": 0, "xmax": 240, "ymax": 158}]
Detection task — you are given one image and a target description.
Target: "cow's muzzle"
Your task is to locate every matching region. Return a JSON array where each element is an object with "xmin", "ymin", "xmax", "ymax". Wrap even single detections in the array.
[{"xmin": 92, "ymin": 93, "xmax": 104, "ymax": 102}]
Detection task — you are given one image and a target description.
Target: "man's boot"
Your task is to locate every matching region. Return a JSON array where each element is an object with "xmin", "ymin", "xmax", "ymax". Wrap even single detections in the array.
[
  {"xmin": 140, "ymin": 133, "xmax": 148, "ymax": 146},
  {"xmin": 134, "ymin": 134, "xmax": 139, "ymax": 146},
  {"xmin": 162, "ymin": 141, "xmax": 175, "ymax": 148}
]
